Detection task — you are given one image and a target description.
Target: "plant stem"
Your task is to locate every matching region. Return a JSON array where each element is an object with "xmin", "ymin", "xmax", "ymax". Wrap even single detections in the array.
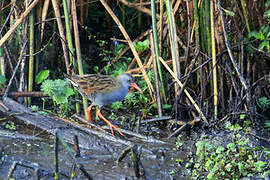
[{"xmin": 28, "ymin": 9, "xmax": 35, "ymax": 105}]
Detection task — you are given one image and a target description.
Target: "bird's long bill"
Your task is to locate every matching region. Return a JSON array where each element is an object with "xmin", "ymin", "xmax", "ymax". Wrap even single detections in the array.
[{"xmin": 131, "ymin": 83, "xmax": 143, "ymax": 94}]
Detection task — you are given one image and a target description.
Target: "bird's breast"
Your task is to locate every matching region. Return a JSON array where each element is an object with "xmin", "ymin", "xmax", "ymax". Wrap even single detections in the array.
[{"xmin": 92, "ymin": 87, "xmax": 129, "ymax": 106}]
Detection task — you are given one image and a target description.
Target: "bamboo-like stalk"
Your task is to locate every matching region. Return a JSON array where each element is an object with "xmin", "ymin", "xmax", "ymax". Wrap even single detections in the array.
[
  {"xmin": 28, "ymin": 9, "xmax": 35, "ymax": 105},
  {"xmin": 40, "ymin": 0, "xmax": 50, "ymax": 42},
  {"xmin": 51, "ymin": 0, "xmax": 70, "ymax": 74},
  {"xmin": 0, "ymin": 0, "xmax": 40, "ymax": 47},
  {"xmin": 159, "ymin": 57, "xmax": 207, "ymax": 123},
  {"xmin": 54, "ymin": 133, "xmax": 59, "ymax": 180},
  {"xmin": 62, "ymin": 0, "xmax": 80, "ymax": 114},
  {"xmin": 151, "ymin": 0, "xmax": 166, "ymax": 106},
  {"xmin": 165, "ymin": 0, "xmax": 181, "ymax": 96},
  {"xmin": 239, "ymin": 0, "xmax": 250, "ymax": 33},
  {"xmin": 0, "ymin": 6, "xmax": 4, "ymax": 77},
  {"xmin": 210, "ymin": 0, "xmax": 218, "ymax": 119},
  {"xmin": 99, "ymin": 0, "xmax": 154, "ymax": 98},
  {"xmin": 62, "ymin": 0, "xmax": 75, "ymax": 65},
  {"xmin": 193, "ymin": 0, "xmax": 199, "ymax": 51},
  {"xmin": 159, "ymin": 0, "xmax": 164, "ymax": 54},
  {"xmin": 193, "ymin": 0, "xmax": 200, "ymax": 86},
  {"xmin": 71, "ymin": 0, "xmax": 88, "ymax": 119},
  {"xmin": 150, "ymin": 34, "xmax": 162, "ymax": 117},
  {"xmin": 0, "ymin": 48, "xmax": 4, "ymax": 76},
  {"xmin": 204, "ymin": 0, "xmax": 212, "ymax": 97}
]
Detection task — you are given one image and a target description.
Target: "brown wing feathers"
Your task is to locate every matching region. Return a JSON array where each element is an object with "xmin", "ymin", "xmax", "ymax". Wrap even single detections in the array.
[{"xmin": 64, "ymin": 74, "xmax": 121, "ymax": 95}]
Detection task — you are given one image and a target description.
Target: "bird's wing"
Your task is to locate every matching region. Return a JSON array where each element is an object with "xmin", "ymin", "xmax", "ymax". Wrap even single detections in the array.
[{"xmin": 67, "ymin": 74, "xmax": 121, "ymax": 95}]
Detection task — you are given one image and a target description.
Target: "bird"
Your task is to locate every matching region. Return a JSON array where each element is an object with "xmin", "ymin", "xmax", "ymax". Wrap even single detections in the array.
[{"xmin": 64, "ymin": 73, "xmax": 143, "ymax": 136}]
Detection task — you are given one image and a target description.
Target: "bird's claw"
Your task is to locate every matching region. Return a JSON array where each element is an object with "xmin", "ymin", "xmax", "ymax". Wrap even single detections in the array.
[{"xmin": 109, "ymin": 124, "xmax": 124, "ymax": 136}]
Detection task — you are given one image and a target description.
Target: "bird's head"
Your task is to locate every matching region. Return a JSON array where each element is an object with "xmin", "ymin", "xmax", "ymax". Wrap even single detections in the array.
[{"xmin": 117, "ymin": 73, "xmax": 143, "ymax": 94}]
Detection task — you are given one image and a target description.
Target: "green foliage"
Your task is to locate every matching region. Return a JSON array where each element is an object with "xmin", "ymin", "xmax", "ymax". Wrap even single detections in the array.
[
  {"xmin": 0, "ymin": 74, "xmax": 6, "ymax": 84},
  {"xmin": 175, "ymin": 135, "xmax": 184, "ymax": 149},
  {"xmin": 41, "ymin": 79, "xmax": 74, "ymax": 105},
  {"xmin": 257, "ymin": 97, "xmax": 270, "ymax": 111},
  {"xmin": 248, "ymin": 1, "xmax": 270, "ymax": 53},
  {"xmin": 103, "ymin": 56, "xmax": 131, "ymax": 76},
  {"xmin": 225, "ymin": 122, "xmax": 242, "ymax": 131},
  {"xmin": 30, "ymin": 105, "xmax": 49, "ymax": 115},
  {"xmin": 3, "ymin": 121, "xmax": 16, "ymax": 130},
  {"xmin": 114, "ymin": 44, "xmax": 126, "ymax": 56},
  {"xmin": 0, "ymin": 74, "xmax": 6, "ymax": 90},
  {"xmin": 30, "ymin": 105, "xmax": 39, "ymax": 112},
  {"xmin": 111, "ymin": 101, "xmax": 123, "ymax": 111},
  {"xmin": 248, "ymin": 25, "xmax": 270, "ymax": 53},
  {"xmin": 133, "ymin": 39, "xmax": 150, "ymax": 52},
  {"xmin": 187, "ymin": 136, "xmax": 270, "ymax": 179},
  {"xmin": 35, "ymin": 70, "xmax": 50, "ymax": 84},
  {"xmin": 265, "ymin": 121, "xmax": 270, "ymax": 131},
  {"xmin": 40, "ymin": 79, "xmax": 74, "ymax": 117}
]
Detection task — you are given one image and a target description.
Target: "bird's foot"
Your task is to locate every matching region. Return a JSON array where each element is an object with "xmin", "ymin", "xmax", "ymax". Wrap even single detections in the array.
[
  {"xmin": 107, "ymin": 122, "xmax": 124, "ymax": 136},
  {"xmin": 96, "ymin": 109, "xmax": 124, "ymax": 136}
]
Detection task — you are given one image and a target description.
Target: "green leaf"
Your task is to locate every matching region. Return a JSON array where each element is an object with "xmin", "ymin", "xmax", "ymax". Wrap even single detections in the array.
[
  {"xmin": 41, "ymin": 79, "xmax": 54, "ymax": 95},
  {"xmin": 222, "ymin": 8, "xmax": 235, "ymax": 17},
  {"xmin": 227, "ymin": 143, "xmax": 236, "ymax": 152},
  {"xmin": 248, "ymin": 31, "xmax": 263, "ymax": 40},
  {"xmin": 261, "ymin": 25, "xmax": 270, "ymax": 34},
  {"xmin": 240, "ymin": 113, "xmax": 246, "ymax": 120},
  {"xmin": 0, "ymin": 74, "xmax": 6, "ymax": 84},
  {"xmin": 258, "ymin": 40, "xmax": 269, "ymax": 50},
  {"xmin": 111, "ymin": 101, "xmax": 123, "ymax": 110},
  {"xmin": 265, "ymin": 9, "xmax": 270, "ymax": 18},
  {"xmin": 266, "ymin": 0, "xmax": 270, "ymax": 7},
  {"xmin": 54, "ymin": 95, "xmax": 68, "ymax": 105},
  {"xmin": 194, "ymin": 163, "xmax": 200, "ymax": 168},
  {"xmin": 162, "ymin": 104, "xmax": 172, "ymax": 110},
  {"xmin": 254, "ymin": 161, "xmax": 267, "ymax": 172},
  {"xmin": 216, "ymin": 146, "xmax": 225, "ymax": 153},
  {"xmin": 36, "ymin": 70, "xmax": 50, "ymax": 84},
  {"xmin": 133, "ymin": 39, "xmax": 149, "ymax": 52},
  {"xmin": 63, "ymin": 87, "xmax": 74, "ymax": 97}
]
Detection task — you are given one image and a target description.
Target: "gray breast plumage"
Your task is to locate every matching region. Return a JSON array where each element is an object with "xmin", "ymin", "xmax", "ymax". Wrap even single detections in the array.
[{"xmin": 91, "ymin": 86, "xmax": 129, "ymax": 107}]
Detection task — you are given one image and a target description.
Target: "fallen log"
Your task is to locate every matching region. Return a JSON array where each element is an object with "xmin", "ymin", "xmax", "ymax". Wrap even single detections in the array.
[
  {"xmin": 0, "ymin": 97, "xmax": 159, "ymax": 155},
  {"xmin": 1, "ymin": 97, "xmax": 127, "ymax": 151}
]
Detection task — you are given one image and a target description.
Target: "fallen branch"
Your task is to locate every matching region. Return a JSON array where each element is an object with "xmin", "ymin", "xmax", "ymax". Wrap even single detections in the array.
[{"xmin": 0, "ymin": 91, "xmax": 47, "ymax": 97}]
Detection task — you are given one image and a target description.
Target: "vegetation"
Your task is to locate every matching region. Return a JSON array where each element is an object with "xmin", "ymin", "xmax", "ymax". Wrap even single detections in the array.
[{"xmin": 0, "ymin": 0, "xmax": 270, "ymax": 178}]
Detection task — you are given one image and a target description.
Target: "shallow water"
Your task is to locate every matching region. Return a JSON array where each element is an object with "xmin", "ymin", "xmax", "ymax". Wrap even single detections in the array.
[{"xmin": 0, "ymin": 117, "xmax": 193, "ymax": 180}]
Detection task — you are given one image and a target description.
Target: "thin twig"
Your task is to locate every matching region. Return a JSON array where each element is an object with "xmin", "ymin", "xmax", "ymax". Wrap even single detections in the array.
[
  {"xmin": 116, "ymin": 145, "xmax": 133, "ymax": 163},
  {"xmin": 168, "ymin": 123, "xmax": 187, "ymax": 139},
  {"xmin": 73, "ymin": 135, "xmax": 81, "ymax": 158},
  {"xmin": 7, "ymin": 161, "xmax": 41, "ymax": 179},
  {"xmin": 249, "ymin": 133, "xmax": 270, "ymax": 142},
  {"xmin": 139, "ymin": 116, "xmax": 172, "ymax": 124},
  {"xmin": 4, "ymin": 39, "xmax": 28, "ymax": 98},
  {"xmin": 57, "ymin": 132, "xmax": 93, "ymax": 180},
  {"xmin": 54, "ymin": 132, "xmax": 59, "ymax": 180},
  {"xmin": 131, "ymin": 145, "xmax": 140, "ymax": 177}
]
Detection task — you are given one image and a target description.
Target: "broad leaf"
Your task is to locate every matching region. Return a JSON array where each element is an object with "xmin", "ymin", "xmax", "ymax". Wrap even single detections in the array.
[{"xmin": 36, "ymin": 70, "xmax": 50, "ymax": 84}]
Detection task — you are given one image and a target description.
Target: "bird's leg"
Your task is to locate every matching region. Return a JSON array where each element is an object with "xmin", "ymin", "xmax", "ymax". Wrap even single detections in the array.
[
  {"xmin": 87, "ymin": 104, "xmax": 94, "ymax": 124},
  {"xmin": 96, "ymin": 108, "xmax": 124, "ymax": 136}
]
